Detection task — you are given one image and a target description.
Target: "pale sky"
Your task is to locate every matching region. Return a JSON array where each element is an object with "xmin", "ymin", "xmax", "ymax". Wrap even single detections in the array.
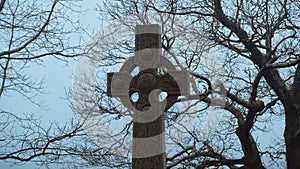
[{"xmin": 0, "ymin": 1, "xmax": 101, "ymax": 168}]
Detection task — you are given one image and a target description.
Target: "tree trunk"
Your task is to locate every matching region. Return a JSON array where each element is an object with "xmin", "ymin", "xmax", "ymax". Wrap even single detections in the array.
[
  {"xmin": 284, "ymin": 64, "xmax": 300, "ymax": 169},
  {"xmin": 284, "ymin": 93, "xmax": 300, "ymax": 168},
  {"xmin": 236, "ymin": 127, "xmax": 266, "ymax": 169}
]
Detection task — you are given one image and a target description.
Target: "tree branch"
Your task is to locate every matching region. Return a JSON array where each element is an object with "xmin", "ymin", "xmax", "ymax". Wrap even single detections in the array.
[
  {"xmin": 290, "ymin": 63, "xmax": 300, "ymax": 97},
  {"xmin": 0, "ymin": 51, "xmax": 81, "ymax": 60},
  {"xmin": 0, "ymin": 0, "xmax": 5, "ymax": 12},
  {"xmin": 0, "ymin": 0, "xmax": 58, "ymax": 57},
  {"xmin": 267, "ymin": 58, "xmax": 300, "ymax": 69},
  {"xmin": 146, "ymin": 1, "xmax": 214, "ymax": 17}
]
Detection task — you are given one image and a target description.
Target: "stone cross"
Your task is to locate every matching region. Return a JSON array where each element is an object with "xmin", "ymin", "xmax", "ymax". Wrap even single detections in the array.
[{"xmin": 107, "ymin": 24, "xmax": 189, "ymax": 169}]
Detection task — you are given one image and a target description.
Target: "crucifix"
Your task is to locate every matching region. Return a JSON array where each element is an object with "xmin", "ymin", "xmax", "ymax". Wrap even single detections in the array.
[{"xmin": 107, "ymin": 24, "xmax": 189, "ymax": 169}]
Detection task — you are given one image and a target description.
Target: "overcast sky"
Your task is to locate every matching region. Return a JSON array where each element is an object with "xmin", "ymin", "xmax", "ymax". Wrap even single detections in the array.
[{"xmin": 0, "ymin": 1, "xmax": 100, "ymax": 168}]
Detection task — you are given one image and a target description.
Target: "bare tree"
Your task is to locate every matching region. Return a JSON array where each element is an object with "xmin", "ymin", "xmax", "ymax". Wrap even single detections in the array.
[
  {"xmin": 74, "ymin": 0, "xmax": 299, "ymax": 168},
  {"xmin": 0, "ymin": 0, "xmax": 114, "ymax": 168},
  {"xmin": 0, "ymin": 0, "xmax": 82, "ymax": 97}
]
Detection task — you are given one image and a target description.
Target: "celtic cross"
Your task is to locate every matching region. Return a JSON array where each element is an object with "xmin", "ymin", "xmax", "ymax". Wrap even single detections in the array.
[{"xmin": 107, "ymin": 24, "xmax": 189, "ymax": 169}]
